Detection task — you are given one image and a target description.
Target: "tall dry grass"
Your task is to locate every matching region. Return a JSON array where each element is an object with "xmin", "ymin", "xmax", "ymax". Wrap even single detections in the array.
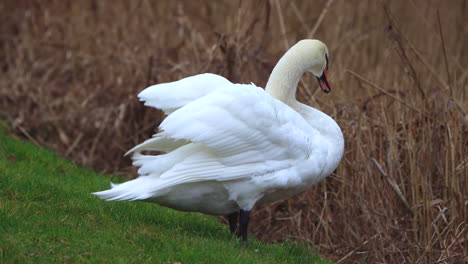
[{"xmin": 0, "ymin": 0, "xmax": 466, "ymax": 263}]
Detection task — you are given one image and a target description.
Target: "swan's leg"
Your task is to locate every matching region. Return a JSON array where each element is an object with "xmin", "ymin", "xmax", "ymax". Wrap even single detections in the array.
[
  {"xmin": 227, "ymin": 212, "xmax": 239, "ymax": 234},
  {"xmin": 239, "ymin": 209, "xmax": 250, "ymax": 243}
]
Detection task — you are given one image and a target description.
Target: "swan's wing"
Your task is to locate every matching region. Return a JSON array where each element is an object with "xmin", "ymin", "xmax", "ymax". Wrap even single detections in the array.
[
  {"xmin": 149, "ymin": 84, "xmax": 319, "ymax": 185},
  {"xmin": 138, "ymin": 73, "xmax": 232, "ymax": 114},
  {"xmin": 95, "ymin": 84, "xmax": 322, "ymax": 202}
]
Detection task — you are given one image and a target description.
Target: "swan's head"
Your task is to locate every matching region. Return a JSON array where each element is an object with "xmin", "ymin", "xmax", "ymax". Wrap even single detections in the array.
[
  {"xmin": 294, "ymin": 39, "xmax": 332, "ymax": 93},
  {"xmin": 265, "ymin": 39, "xmax": 333, "ymax": 102}
]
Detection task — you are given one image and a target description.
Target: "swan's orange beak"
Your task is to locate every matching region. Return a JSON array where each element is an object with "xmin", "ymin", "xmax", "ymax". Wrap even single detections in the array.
[{"xmin": 317, "ymin": 67, "xmax": 331, "ymax": 93}]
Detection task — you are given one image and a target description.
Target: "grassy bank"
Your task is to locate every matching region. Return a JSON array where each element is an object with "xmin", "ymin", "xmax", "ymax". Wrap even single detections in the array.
[{"xmin": 0, "ymin": 125, "xmax": 327, "ymax": 263}]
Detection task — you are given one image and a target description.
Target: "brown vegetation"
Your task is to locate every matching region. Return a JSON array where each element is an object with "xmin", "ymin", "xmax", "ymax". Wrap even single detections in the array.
[{"xmin": 1, "ymin": 0, "xmax": 466, "ymax": 263}]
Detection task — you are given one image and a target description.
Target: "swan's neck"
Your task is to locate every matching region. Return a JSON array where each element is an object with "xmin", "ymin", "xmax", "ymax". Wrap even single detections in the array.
[
  {"xmin": 265, "ymin": 40, "xmax": 343, "ymax": 179},
  {"xmin": 265, "ymin": 51, "xmax": 305, "ymax": 106},
  {"xmin": 266, "ymin": 39, "xmax": 328, "ymax": 105}
]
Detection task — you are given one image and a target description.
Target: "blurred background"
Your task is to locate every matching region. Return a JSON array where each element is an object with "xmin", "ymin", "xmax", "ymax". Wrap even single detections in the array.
[{"xmin": 0, "ymin": 0, "xmax": 466, "ymax": 263}]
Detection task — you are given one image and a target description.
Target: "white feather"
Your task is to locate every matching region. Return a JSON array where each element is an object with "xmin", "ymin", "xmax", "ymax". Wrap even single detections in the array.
[
  {"xmin": 138, "ymin": 73, "xmax": 232, "ymax": 114},
  {"xmin": 93, "ymin": 40, "xmax": 344, "ymax": 216}
]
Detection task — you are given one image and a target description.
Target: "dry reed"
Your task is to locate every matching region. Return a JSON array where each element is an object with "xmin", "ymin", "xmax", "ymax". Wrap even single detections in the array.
[{"xmin": 0, "ymin": 0, "xmax": 466, "ymax": 263}]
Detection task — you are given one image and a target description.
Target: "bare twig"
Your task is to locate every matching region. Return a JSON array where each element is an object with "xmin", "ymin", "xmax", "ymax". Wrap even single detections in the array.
[
  {"xmin": 436, "ymin": 10, "xmax": 451, "ymax": 88},
  {"xmin": 346, "ymin": 69, "xmax": 424, "ymax": 115},
  {"xmin": 337, "ymin": 233, "xmax": 381, "ymax": 263},
  {"xmin": 382, "ymin": 3, "xmax": 425, "ymax": 98},
  {"xmin": 273, "ymin": 0, "xmax": 289, "ymax": 49},
  {"xmin": 394, "ymin": 23, "xmax": 450, "ymax": 92},
  {"xmin": 290, "ymin": 2, "xmax": 310, "ymax": 33},
  {"xmin": 308, "ymin": 0, "xmax": 335, "ymax": 38},
  {"xmin": 371, "ymin": 158, "xmax": 413, "ymax": 214},
  {"xmin": 65, "ymin": 133, "xmax": 84, "ymax": 156},
  {"xmin": 16, "ymin": 126, "xmax": 40, "ymax": 146}
]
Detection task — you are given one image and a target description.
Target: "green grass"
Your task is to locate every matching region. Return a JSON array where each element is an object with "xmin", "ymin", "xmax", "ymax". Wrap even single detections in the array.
[{"xmin": 0, "ymin": 125, "xmax": 328, "ymax": 264}]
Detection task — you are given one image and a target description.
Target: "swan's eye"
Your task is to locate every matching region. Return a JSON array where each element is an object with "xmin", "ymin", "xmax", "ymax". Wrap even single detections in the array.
[{"xmin": 325, "ymin": 54, "xmax": 329, "ymax": 68}]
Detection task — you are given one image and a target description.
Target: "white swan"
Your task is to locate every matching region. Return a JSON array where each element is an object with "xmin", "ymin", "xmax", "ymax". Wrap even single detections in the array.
[{"xmin": 93, "ymin": 39, "xmax": 344, "ymax": 243}]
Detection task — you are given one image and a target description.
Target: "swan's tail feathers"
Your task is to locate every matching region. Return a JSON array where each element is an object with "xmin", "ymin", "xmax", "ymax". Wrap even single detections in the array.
[
  {"xmin": 92, "ymin": 177, "xmax": 158, "ymax": 201},
  {"xmin": 125, "ymin": 133, "xmax": 189, "ymax": 156}
]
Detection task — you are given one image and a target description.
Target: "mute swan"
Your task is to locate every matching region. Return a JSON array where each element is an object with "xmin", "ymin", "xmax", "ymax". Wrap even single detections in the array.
[{"xmin": 93, "ymin": 39, "xmax": 344, "ymax": 243}]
